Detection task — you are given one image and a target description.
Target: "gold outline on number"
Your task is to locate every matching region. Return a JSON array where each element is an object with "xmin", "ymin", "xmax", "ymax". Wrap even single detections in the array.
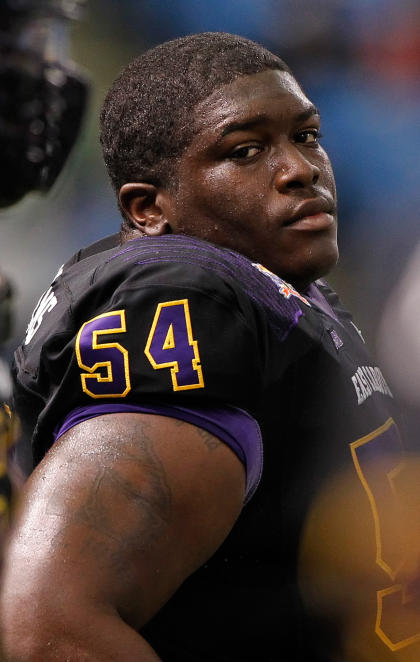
[
  {"xmin": 351, "ymin": 418, "xmax": 420, "ymax": 650},
  {"xmin": 145, "ymin": 299, "xmax": 204, "ymax": 392},
  {"xmin": 75, "ymin": 310, "xmax": 131, "ymax": 398}
]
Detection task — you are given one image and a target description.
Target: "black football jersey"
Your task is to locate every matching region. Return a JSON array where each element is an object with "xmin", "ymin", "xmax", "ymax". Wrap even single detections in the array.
[{"xmin": 13, "ymin": 233, "xmax": 412, "ymax": 661}]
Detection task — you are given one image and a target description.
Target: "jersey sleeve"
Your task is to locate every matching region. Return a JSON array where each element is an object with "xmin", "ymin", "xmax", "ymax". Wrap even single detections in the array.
[
  {"xmin": 15, "ymin": 259, "xmax": 269, "ymax": 463},
  {"xmin": 94, "ymin": 261, "xmax": 265, "ymax": 407}
]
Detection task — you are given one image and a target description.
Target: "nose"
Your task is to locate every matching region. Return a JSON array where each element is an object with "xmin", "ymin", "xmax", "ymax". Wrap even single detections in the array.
[{"xmin": 273, "ymin": 146, "xmax": 320, "ymax": 191}]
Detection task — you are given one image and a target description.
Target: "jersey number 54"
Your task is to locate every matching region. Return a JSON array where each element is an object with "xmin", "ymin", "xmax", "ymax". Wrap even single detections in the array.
[{"xmin": 75, "ymin": 300, "xmax": 204, "ymax": 398}]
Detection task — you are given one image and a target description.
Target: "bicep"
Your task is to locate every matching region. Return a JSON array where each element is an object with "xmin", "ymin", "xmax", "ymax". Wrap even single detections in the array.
[{"xmin": 3, "ymin": 412, "xmax": 245, "ymax": 629}]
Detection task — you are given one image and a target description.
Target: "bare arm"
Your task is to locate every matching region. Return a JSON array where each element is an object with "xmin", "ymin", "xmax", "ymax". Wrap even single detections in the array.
[{"xmin": 0, "ymin": 412, "xmax": 245, "ymax": 660}]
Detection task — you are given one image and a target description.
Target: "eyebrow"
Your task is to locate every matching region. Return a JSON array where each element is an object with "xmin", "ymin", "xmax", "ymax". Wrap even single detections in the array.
[{"xmin": 219, "ymin": 104, "xmax": 320, "ymax": 139}]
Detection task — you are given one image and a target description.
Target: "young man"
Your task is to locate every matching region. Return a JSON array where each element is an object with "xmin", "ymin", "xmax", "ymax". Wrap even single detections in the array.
[{"xmin": 0, "ymin": 33, "xmax": 412, "ymax": 661}]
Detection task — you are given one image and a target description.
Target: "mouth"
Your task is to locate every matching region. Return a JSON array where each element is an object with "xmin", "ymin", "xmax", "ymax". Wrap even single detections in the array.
[{"xmin": 284, "ymin": 198, "xmax": 335, "ymax": 231}]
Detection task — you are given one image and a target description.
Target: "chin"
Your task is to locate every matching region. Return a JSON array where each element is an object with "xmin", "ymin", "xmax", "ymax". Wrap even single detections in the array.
[
  {"xmin": 314, "ymin": 245, "xmax": 339, "ymax": 281},
  {"xmin": 283, "ymin": 244, "xmax": 339, "ymax": 292}
]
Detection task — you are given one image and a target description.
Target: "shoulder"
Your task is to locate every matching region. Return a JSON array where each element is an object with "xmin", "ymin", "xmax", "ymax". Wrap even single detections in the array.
[
  {"xmin": 19, "ymin": 234, "xmax": 321, "ymax": 374},
  {"xmin": 34, "ymin": 234, "xmax": 308, "ymax": 345},
  {"xmin": 13, "ymin": 236, "xmax": 323, "ymax": 462},
  {"xmin": 100, "ymin": 235, "xmax": 308, "ymax": 335}
]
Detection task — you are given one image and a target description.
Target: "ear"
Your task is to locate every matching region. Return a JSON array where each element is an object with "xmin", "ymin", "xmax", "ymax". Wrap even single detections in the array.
[{"xmin": 119, "ymin": 183, "xmax": 172, "ymax": 236}]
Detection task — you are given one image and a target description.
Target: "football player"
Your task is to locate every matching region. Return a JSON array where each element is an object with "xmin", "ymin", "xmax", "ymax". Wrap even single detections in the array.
[{"xmin": 1, "ymin": 33, "xmax": 417, "ymax": 661}]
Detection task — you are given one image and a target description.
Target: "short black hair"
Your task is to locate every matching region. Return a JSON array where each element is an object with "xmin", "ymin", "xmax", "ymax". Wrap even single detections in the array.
[{"xmin": 100, "ymin": 32, "xmax": 290, "ymax": 224}]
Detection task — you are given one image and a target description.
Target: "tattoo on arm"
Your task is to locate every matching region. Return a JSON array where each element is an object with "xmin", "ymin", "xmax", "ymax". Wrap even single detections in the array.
[
  {"xmin": 47, "ymin": 414, "xmax": 222, "ymax": 584},
  {"xmin": 49, "ymin": 417, "xmax": 172, "ymax": 575},
  {"xmin": 166, "ymin": 416, "xmax": 222, "ymax": 450},
  {"xmin": 195, "ymin": 426, "xmax": 222, "ymax": 451}
]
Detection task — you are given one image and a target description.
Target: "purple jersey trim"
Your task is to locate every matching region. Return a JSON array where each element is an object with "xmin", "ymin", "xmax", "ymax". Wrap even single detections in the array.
[
  {"xmin": 54, "ymin": 403, "xmax": 263, "ymax": 504},
  {"xmin": 305, "ymin": 282, "xmax": 340, "ymax": 324},
  {"xmin": 107, "ymin": 235, "xmax": 302, "ymax": 342}
]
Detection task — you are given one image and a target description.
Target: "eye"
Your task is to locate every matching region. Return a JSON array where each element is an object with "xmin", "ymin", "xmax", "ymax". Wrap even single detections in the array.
[
  {"xmin": 295, "ymin": 129, "xmax": 323, "ymax": 145},
  {"xmin": 228, "ymin": 144, "xmax": 263, "ymax": 160}
]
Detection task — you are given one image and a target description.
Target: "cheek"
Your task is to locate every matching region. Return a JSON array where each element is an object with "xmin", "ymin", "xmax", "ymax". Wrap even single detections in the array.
[
  {"xmin": 196, "ymin": 168, "xmax": 265, "ymax": 222},
  {"xmin": 288, "ymin": 230, "xmax": 339, "ymax": 279},
  {"xmin": 318, "ymin": 150, "xmax": 337, "ymax": 195}
]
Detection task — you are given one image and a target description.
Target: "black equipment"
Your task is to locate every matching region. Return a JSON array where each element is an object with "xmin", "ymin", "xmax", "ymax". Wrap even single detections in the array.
[{"xmin": 0, "ymin": 0, "xmax": 88, "ymax": 207}]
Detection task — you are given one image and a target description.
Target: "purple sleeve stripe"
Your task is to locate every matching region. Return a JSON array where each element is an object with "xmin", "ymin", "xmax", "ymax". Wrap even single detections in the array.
[{"xmin": 54, "ymin": 402, "xmax": 263, "ymax": 504}]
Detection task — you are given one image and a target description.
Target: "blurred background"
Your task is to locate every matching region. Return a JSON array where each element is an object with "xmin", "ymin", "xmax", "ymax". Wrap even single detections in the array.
[{"xmin": 0, "ymin": 0, "xmax": 419, "ymax": 430}]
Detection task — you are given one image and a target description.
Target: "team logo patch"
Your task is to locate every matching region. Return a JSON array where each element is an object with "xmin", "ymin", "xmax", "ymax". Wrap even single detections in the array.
[
  {"xmin": 252, "ymin": 263, "xmax": 310, "ymax": 307},
  {"xmin": 328, "ymin": 327, "xmax": 344, "ymax": 350}
]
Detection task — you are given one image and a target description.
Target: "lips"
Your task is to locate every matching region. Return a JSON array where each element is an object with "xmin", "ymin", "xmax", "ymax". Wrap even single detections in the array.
[{"xmin": 284, "ymin": 197, "xmax": 334, "ymax": 227}]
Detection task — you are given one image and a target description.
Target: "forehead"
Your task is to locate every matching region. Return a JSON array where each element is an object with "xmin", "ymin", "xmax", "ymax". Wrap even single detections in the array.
[{"xmin": 192, "ymin": 69, "xmax": 314, "ymax": 135}]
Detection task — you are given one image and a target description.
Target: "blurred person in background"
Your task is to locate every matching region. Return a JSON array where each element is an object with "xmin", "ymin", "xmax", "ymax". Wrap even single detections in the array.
[
  {"xmin": 2, "ymin": 31, "xmax": 420, "ymax": 662},
  {"xmin": 0, "ymin": 0, "xmax": 88, "ymax": 547},
  {"xmin": 378, "ymin": 245, "xmax": 420, "ymax": 445}
]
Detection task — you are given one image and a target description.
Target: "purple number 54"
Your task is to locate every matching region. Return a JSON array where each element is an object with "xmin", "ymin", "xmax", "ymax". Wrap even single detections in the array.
[{"xmin": 76, "ymin": 300, "xmax": 204, "ymax": 398}]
